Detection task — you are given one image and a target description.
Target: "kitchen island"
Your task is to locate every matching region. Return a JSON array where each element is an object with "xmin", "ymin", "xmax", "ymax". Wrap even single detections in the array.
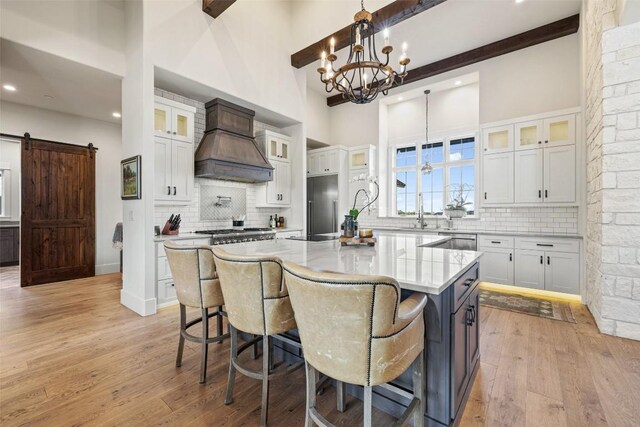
[{"xmin": 222, "ymin": 231, "xmax": 483, "ymax": 427}]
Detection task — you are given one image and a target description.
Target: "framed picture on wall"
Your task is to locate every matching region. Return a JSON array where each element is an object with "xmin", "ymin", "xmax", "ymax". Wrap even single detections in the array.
[{"xmin": 121, "ymin": 155, "xmax": 141, "ymax": 200}]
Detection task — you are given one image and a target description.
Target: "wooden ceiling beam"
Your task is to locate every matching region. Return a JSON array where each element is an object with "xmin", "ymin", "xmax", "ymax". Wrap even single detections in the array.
[
  {"xmin": 327, "ymin": 14, "xmax": 580, "ymax": 107},
  {"xmin": 202, "ymin": 0, "xmax": 237, "ymax": 19},
  {"xmin": 290, "ymin": 0, "xmax": 448, "ymax": 69}
]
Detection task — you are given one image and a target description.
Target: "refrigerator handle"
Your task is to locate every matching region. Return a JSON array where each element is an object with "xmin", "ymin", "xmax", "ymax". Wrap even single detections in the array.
[
  {"xmin": 332, "ymin": 200, "xmax": 337, "ymax": 233},
  {"xmin": 307, "ymin": 200, "xmax": 312, "ymax": 236}
]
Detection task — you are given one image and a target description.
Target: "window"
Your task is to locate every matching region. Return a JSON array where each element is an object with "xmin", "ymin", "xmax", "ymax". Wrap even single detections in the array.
[{"xmin": 392, "ymin": 135, "xmax": 476, "ymax": 217}]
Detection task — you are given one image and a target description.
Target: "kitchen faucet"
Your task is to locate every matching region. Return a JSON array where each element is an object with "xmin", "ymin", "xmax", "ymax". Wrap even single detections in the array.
[{"xmin": 417, "ymin": 194, "xmax": 428, "ymax": 229}]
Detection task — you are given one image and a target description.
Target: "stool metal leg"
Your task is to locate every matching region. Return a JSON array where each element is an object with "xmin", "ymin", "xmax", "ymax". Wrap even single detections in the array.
[
  {"xmin": 413, "ymin": 351, "xmax": 426, "ymax": 427},
  {"xmin": 363, "ymin": 386, "xmax": 372, "ymax": 427},
  {"xmin": 305, "ymin": 361, "xmax": 317, "ymax": 427},
  {"xmin": 216, "ymin": 307, "xmax": 223, "ymax": 344},
  {"xmin": 336, "ymin": 381, "xmax": 346, "ymax": 412},
  {"xmin": 199, "ymin": 308, "xmax": 209, "ymax": 384},
  {"xmin": 176, "ymin": 304, "xmax": 186, "ymax": 367},
  {"xmin": 225, "ymin": 325, "xmax": 238, "ymax": 404},
  {"xmin": 260, "ymin": 334, "xmax": 271, "ymax": 426}
]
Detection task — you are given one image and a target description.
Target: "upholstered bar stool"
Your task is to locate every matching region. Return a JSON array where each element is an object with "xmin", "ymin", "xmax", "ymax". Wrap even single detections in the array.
[
  {"xmin": 164, "ymin": 242, "xmax": 229, "ymax": 384},
  {"xmin": 211, "ymin": 247, "xmax": 301, "ymax": 427},
  {"xmin": 283, "ymin": 262, "xmax": 428, "ymax": 427}
]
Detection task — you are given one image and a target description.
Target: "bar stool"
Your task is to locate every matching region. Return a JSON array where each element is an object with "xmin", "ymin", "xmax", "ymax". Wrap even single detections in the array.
[
  {"xmin": 211, "ymin": 247, "xmax": 300, "ymax": 427},
  {"xmin": 164, "ymin": 242, "xmax": 229, "ymax": 384},
  {"xmin": 283, "ymin": 261, "xmax": 428, "ymax": 427}
]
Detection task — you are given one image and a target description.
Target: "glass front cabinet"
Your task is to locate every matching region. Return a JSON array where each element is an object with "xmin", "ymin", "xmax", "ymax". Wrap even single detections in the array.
[{"xmin": 482, "ymin": 125, "xmax": 513, "ymax": 154}]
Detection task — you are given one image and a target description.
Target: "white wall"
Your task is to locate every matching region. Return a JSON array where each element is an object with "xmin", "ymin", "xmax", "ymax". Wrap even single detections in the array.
[
  {"xmin": 0, "ymin": 0, "xmax": 126, "ymax": 77},
  {"xmin": 144, "ymin": 0, "xmax": 306, "ymax": 123},
  {"xmin": 0, "ymin": 137, "xmax": 20, "ymax": 222},
  {"xmin": 0, "ymin": 101, "xmax": 123, "ymax": 274},
  {"xmin": 387, "ymin": 83, "xmax": 480, "ymax": 142},
  {"xmin": 329, "ymin": 34, "xmax": 580, "ymax": 147},
  {"xmin": 306, "ymin": 88, "xmax": 332, "ymax": 144}
]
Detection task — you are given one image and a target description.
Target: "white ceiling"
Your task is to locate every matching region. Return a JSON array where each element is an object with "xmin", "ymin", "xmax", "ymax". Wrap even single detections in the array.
[
  {"xmin": 304, "ymin": 0, "xmax": 582, "ymax": 96},
  {"xmin": 0, "ymin": 38, "xmax": 122, "ymax": 124}
]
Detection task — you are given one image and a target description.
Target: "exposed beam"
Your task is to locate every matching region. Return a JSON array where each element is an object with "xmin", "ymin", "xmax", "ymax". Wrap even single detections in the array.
[
  {"xmin": 327, "ymin": 14, "xmax": 580, "ymax": 107},
  {"xmin": 291, "ymin": 0, "xmax": 448, "ymax": 69},
  {"xmin": 202, "ymin": 0, "xmax": 236, "ymax": 19}
]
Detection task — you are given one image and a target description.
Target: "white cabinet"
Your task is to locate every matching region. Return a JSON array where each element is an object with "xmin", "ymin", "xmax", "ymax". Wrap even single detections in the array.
[
  {"xmin": 257, "ymin": 130, "xmax": 290, "ymax": 162},
  {"xmin": 154, "ymin": 137, "xmax": 194, "ymax": 204},
  {"xmin": 545, "ymin": 252, "xmax": 580, "ymax": 294},
  {"xmin": 256, "ymin": 131, "xmax": 293, "ymax": 208},
  {"xmin": 515, "ymin": 120, "xmax": 544, "ymax": 151},
  {"xmin": 154, "ymin": 98, "xmax": 196, "ymax": 205},
  {"xmin": 514, "ymin": 250, "xmax": 546, "ymax": 290},
  {"xmin": 482, "ymin": 153, "xmax": 514, "ymax": 204},
  {"xmin": 258, "ymin": 160, "xmax": 291, "ymax": 207},
  {"xmin": 349, "ymin": 146, "xmax": 375, "ymax": 170},
  {"xmin": 479, "ymin": 247, "xmax": 514, "ymax": 285},
  {"xmin": 482, "ymin": 125, "xmax": 513, "ymax": 154},
  {"xmin": 544, "ymin": 145, "xmax": 575, "ymax": 203},
  {"xmin": 307, "ymin": 147, "xmax": 343, "ymax": 176},
  {"xmin": 543, "ymin": 114, "xmax": 575, "ymax": 147},
  {"xmin": 154, "ymin": 99, "xmax": 194, "ymax": 143},
  {"xmin": 514, "ymin": 150, "xmax": 543, "ymax": 203}
]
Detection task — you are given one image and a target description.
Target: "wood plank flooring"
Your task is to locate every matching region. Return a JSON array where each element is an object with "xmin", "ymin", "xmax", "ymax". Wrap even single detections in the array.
[{"xmin": 1, "ymin": 266, "xmax": 639, "ymax": 426}]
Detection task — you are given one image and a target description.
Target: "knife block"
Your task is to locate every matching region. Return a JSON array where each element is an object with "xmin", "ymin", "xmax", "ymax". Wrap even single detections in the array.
[{"xmin": 161, "ymin": 221, "xmax": 180, "ymax": 235}]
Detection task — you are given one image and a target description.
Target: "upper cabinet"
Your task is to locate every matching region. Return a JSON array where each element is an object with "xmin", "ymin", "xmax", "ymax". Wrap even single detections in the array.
[
  {"xmin": 482, "ymin": 125, "xmax": 513, "ymax": 154},
  {"xmin": 258, "ymin": 130, "xmax": 290, "ymax": 163},
  {"xmin": 307, "ymin": 147, "xmax": 344, "ymax": 176},
  {"xmin": 154, "ymin": 98, "xmax": 195, "ymax": 143},
  {"xmin": 349, "ymin": 145, "xmax": 376, "ymax": 170},
  {"xmin": 515, "ymin": 115, "xmax": 575, "ymax": 151},
  {"xmin": 482, "ymin": 109, "xmax": 579, "ymax": 207},
  {"xmin": 154, "ymin": 97, "xmax": 196, "ymax": 205}
]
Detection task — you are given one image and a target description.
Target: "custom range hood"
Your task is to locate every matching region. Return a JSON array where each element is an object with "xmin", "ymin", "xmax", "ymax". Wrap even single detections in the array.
[{"xmin": 194, "ymin": 98, "xmax": 273, "ymax": 183}]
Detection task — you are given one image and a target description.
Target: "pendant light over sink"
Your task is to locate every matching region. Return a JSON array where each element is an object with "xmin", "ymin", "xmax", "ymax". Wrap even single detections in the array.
[{"xmin": 317, "ymin": 0, "xmax": 410, "ymax": 104}]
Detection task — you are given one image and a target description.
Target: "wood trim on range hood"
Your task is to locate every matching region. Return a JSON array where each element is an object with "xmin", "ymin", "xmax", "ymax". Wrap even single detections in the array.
[{"xmin": 326, "ymin": 14, "xmax": 580, "ymax": 107}]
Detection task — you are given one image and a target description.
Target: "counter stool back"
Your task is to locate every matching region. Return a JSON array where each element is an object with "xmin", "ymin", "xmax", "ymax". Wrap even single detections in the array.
[
  {"xmin": 164, "ymin": 242, "xmax": 228, "ymax": 384},
  {"xmin": 212, "ymin": 247, "xmax": 299, "ymax": 427},
  {"xmin": 283, "ymin": 261, "xmax": 428, "ymax": 427}
]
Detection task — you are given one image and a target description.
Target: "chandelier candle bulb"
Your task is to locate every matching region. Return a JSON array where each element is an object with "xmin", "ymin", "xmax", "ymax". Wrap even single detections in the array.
[
  {"xmin": 330, "ymin": 37, "xmax": 335, "ymax": 54},
  {"xmin": 384, "ymin": 28, "xmax": 390, "ymax": 47}
]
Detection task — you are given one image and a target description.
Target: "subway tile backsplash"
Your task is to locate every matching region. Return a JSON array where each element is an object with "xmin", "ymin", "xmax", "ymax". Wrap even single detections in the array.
[
  {"xmin": 357, "ymin": 207, "xmax": 580, "ymax": 235},
  {"xmin": 154, "ymin": 88, "xmax": 286, "ymax": 231}
]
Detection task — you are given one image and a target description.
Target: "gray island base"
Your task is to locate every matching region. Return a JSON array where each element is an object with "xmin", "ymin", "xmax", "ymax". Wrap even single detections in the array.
[{"xmin": 222, "ymin": 232, "xmax": 482, "ymax": 426}]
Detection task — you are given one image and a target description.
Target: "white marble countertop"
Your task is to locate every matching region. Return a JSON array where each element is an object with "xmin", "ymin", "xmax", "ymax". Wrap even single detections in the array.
[
  {"xmin": 369, "ymin": 226, "xmax": 583, "ymax": 239},
  {"xmin": 221, "ymin": 231, "xmax": 482, "ymax": 295},
  {"xmin": 154, "ymin": 232, "xmax": 215, "ymax": 242}
]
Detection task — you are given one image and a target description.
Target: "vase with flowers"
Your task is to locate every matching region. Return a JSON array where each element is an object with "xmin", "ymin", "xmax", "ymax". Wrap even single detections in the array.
[
  {"xmin": 444, "ymin": 183, "xmax": 473, "ymax": 219},
  {"xmin": 345, "ymin": 174, "xmax": 379, "ymax": 236}
]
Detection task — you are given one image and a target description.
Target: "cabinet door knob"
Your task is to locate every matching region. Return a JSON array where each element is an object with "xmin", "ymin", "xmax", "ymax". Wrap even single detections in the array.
[
  {"xmin": 509, "ymin": 253, "xmax": 512, "ymax": 262},
  {"xmin": 540, "ymin": 256, "xmax": 543, "ymax": 264},
  {"xmin": 173, "ymin": 131, "xmax": 176, "ymax": 135},
  {"xmin": 547, "ymin": 256, "xmax": 550, "ymax": 265},
  {"xmin": 484, "ymin": 192, "xmax": 487, "ymax": 200},
  {"xmin": 167, "ymin": 186, "xmax": 171, "ymax": 195},
  {"xmin": 545, "ymin": 190, "xmax": 548, "ymax": 198},
  {"xmin": 545, "ymin": 140, "xmax": 549, "ymax": 144},
  {"xmin": 539, "ymin": 190, "xmax": 542, "ymax": 198},
  {"xmin": 538, "ymin": 141, "xmax": 542, "ymax": 144},
  {"xmin": 173, "ymin": 186, "xmax": 177, "ymax": 195}
]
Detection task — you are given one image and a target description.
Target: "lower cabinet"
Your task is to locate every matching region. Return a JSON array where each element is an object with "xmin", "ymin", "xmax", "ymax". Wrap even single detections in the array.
[
  {"xmin": 478, "ymin": 247, "xmax": 514, "ymax": 284},
  {"xmin": 479, "ymin": 235, "xmax": 581, "ymax": 295},
  {"xmin": 0, "ymin": 227, "xmax": 20, "ymax": 266},
  {"xmin": 451, "ymin": 284, "xmax": 480, "ymax": 418}
]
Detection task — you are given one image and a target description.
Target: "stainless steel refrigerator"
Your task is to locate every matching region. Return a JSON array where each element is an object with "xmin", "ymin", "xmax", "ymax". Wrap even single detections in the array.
[{"xmin": 307, "ymin": 175, "xmax": 339, "ymax": 238}]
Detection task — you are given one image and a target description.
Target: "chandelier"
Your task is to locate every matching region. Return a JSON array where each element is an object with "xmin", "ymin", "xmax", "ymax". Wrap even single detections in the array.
[{"xmin": 318, "ymin": 0, "xmax": 410, "ymax": 104}]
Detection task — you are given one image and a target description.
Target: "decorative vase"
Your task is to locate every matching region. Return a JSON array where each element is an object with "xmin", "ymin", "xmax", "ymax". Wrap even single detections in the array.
[
  {"xmin": 343, "ymin": 215, "xmax": 356, "ymax": 237},
  {"xmin": 444, "ymin": 208, "xmax": 466, "ymax": 219}
]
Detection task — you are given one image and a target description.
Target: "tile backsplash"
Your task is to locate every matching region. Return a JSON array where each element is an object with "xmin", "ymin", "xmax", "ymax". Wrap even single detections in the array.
[
  {"xmin": 153, "ymin": 88, "xmax": 287, "ymax": 231},
  {"xmin": 357, "ymin": 206, "xmax": 579, "ymax": 235}
]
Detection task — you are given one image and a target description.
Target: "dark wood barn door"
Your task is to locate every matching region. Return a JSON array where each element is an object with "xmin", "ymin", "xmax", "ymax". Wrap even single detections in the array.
[{"xmin": 21, "ymin": 137, "xmax": 96, "ymax": 287}]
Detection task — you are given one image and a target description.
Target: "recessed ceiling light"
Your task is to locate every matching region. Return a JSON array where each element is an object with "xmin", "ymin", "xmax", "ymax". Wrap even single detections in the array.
[
  {"xmin": 515, "ymin": 0, "xmax": 525, "ymax": 3},
  {"xmin": 3, "ymin": 84, "xmax": 16, "ymax": 92},
  {"xmin": 398, "ymin": 96, "xmax": 404, "ymax": 101},
  {"xmin": 112, "ymin": 112, "xmax": 121, "ymax": 118},
  {"xmin": 454, "ymin": 80, "xmax": 462, "ymax": 86}
]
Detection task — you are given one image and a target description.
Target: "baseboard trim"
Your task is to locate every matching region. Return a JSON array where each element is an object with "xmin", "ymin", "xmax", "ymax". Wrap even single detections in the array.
[
  {"xmin": 96, "ymin": 263, "xmax": 120, "ymax": 275},
  {"xmin": 157, "ymin": 299, "xmax": 179, "ymax": 310},
  {"xmin": 120, "ymin": 289, "xmax": 157, "ymax": 316}
]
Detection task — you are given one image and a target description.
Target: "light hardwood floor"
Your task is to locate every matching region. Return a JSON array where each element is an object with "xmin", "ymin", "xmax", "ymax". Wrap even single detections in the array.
[{"xmin": 1, "ymin": 267, "xmax": 639, "ymax": 426}]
